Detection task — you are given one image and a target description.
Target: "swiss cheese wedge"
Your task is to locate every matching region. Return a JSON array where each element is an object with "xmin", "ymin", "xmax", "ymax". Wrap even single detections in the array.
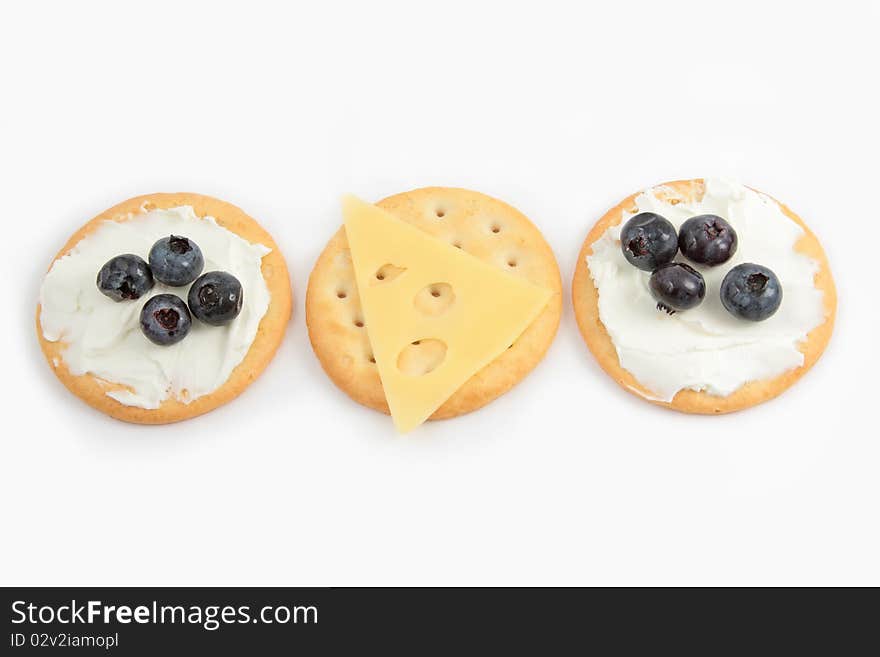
[{"xmin": 342, "ymin": 195, "xmax": 552, "ymax": 432}]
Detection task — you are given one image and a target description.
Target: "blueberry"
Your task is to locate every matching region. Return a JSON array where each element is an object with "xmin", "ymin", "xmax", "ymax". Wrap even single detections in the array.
[
  {"xmin": 96, "ymin": 254, "xmax": 154, "ymax": 301},
  {"xmin": 649, "ymin": 262, "xmax": 706, "ymax": 313},
  {"xmin": 140, "ymin": 294, "xmax": 191, "ymax": 345},
  {"xmin": 678, "ymin": 214, "xmax": 738, "ymax": 266},
  {"xmin": 619, "ymin": 212, "xmax": 678, "ymax": 271},
  {"xmin": 187, "ymin": 271, "xmax": 243, "ymax": 326},
  {"xmin": 721, "ymin": 263, "xmax": 782, "ymax": 321},
  {"xmin": 148, "ymin": 235, "xmax": 204, "ymax": 287}
]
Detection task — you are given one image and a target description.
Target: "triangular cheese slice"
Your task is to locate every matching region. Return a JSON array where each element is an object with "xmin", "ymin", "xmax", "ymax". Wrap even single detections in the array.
[{"xmin": 343, "ymin": 195, "xmax": 552, "ymax": 432}]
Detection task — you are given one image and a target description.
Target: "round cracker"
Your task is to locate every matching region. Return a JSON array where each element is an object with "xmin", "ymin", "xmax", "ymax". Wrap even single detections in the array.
[
  {"xmin": 36, "ymin": 193, "xmax": 293, "ymax": 424},
  {"xmin": 307, "ymin": 187, "xmax": 562, "ymax": 420},
  {"xmin": 572, "ymin": 179, "xmax": 836, "ymax": 414}
]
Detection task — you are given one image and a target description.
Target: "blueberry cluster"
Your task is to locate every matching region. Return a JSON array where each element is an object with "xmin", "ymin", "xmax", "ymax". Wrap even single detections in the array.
[
  {"xmin": 619, "ymin": 213, "xmax": 782, "ymax": 321},
  {"xmin": 96, "ymin": 236, "xmax": 244, "ymax": 345}
]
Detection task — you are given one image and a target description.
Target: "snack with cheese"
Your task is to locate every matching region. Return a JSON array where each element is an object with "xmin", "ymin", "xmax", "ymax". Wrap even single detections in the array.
[
  {"xmin": 36, "ymin": 193, "xmax": 292, "ymax": 424},
  {"xmin": 572, "ymin": 178, "xmax": 836, "ymax": 413},
  {"xmin": 307, "ymin": 187, "xmax": 562, "ymax": 431}
]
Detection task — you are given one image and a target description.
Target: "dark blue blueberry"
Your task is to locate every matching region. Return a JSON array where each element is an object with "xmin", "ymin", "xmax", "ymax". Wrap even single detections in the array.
[
  {"xmin": 620, "ymin": 212, "xmax": 678, "ymax": 271},
  {"xmin": 678, "ymin": 214, "xmax": 738, "ymax": 266},
  {"xmin": 649, "ymin": 262, "xmax": 706, "ymax": 313},
  {"xmin": 140, "ymin": 294, "xmax": 191, "ymax": 345},
  {"xmin": 96, "ymin": 254, "xmax": 154, "ymax": 301},
  {"xmin": 187, "ymin": 271, "xmax": 243, "ymax": 326},
  {"xmin": 721, "ymin": 263, "xmax": 782, "ymax": 321},
  {"xmin": 148, "ymin": 235, "xmax": 204, "ymax": 287}
]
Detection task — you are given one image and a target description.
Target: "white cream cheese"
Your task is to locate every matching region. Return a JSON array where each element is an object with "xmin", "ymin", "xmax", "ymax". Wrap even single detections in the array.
[
  {"xmin": 39, "ymin": 206, "xmax": 271, "ymax": 409},
  {"xmin": 586, "ymin": 178, "xmax": 826, "ymax": 402}
]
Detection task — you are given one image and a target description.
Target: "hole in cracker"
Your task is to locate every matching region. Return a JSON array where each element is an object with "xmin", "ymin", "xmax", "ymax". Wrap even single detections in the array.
[
  {"xmin": 435, "ymin": 207, "xmax": 446, "ymax": 218},
  {"xmin": 491, "ymin": 223, "xmax": 501, "ymax": 234},
  {"xmin": 452, "ymin": 240, "xmax": 462, "ymax": 249},
  {"xmin": 397, "ymin": 339, "xmax": 447, "ymax": 376},
  {"xmin": 353, "ymin": 318, "xmax": 364, "ymax": 328},
  {"xmin": 414, "ymin": 283, "xmax": 455, "ymax": 316},
  {"xmin": 507, "ymin": 258, "xmax": 518, "ymax": 268},
  {"xmin": 336, "ymin": 290, "xmax": 347, "ymax": 299},
  {"xmin": 373, "ymin": 263, "xmax": 406, "ymax": 284},
  {"xmin": 368, "ymin": 354, "xmax": 376, "ymax": 364}
]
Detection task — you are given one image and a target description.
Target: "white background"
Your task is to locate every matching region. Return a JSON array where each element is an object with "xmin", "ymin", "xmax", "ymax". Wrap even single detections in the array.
[{"xmin": 1, "ymin": 1, "xmax": 878, "ymax": 586}]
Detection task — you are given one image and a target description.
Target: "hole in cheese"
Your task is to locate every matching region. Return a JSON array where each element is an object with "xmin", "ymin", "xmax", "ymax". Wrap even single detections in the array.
[
  {"xmin": 414, "ymin": 283, "xmax": 455, "ymax": 316},
  {"xmin": 373, "ymin": 263, "xmax": 406, "ymax": 284},
  {"xmin": 397, "ymin": 339, "xmax": 447, "ymax": 376}
]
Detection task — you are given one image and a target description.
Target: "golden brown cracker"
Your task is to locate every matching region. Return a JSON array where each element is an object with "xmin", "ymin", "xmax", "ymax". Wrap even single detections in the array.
[
  {"xmin": 572, "ymin": 179, "xmax": 836, "ymax": 414},
  {"xmin": 36, "ymin": 193, "xmax": 292, "ymax": 424},
  {"xmin": 306, "ymin": 187, "xmax": 562, "ymax": 420}
]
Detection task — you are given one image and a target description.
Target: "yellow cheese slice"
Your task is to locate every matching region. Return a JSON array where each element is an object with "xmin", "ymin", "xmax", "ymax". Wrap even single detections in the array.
[{"xmin": 343, "ymin": 195, "xmax": 552, "ymax": 432}]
